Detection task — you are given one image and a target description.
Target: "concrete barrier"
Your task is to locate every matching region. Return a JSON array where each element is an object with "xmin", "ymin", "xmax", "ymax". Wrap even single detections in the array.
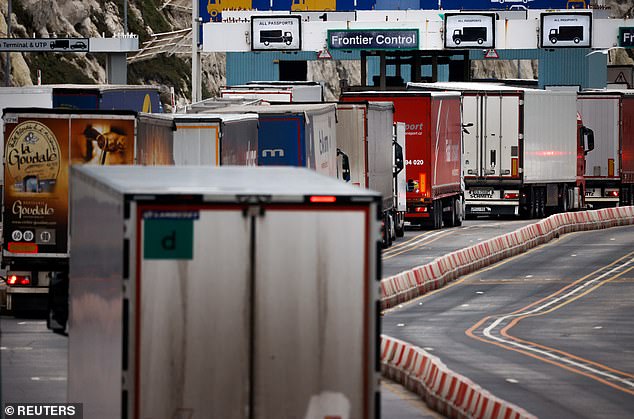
[
  {"xmin": 381, "ymin": 335, "xmax": 536, "ymax": 419},
  {"xmin": 381, "ymin": 207, "xmax": 634, "ymax": 310},
  {"xmin": 381, "ymin": 207, "xmax": 634, "ymax": 417}
]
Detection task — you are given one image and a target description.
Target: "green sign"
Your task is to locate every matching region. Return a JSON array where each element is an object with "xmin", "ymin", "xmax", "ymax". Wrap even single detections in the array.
[
  {"xmin": 144, "ymin": 219, "xmax": 194, "ymax": 260},
  {"xmin": 619, "ymin": 28, "xmax": 634, "ymax": 48}
]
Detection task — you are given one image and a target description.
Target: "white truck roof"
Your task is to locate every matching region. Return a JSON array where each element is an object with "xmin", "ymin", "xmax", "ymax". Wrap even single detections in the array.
[{"xmin": 72, "ymin": 166, "xmax": 380, "ymax": 199}]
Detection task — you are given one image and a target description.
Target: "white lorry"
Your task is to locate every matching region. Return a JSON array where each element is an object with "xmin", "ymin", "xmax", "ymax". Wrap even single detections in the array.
[
  {"xmin": 408, "ymin": 82, "xmax": 594, "ymax": 218},
  {"xmin": 220, "ymin": 81, "xmax": 324, "ymax": 103},
  {"xmin": 67, "ymin": 165, "xmax": 381, "ymax": 419},
  {"xmin": 335, "ymin": 101, "xmax": 405, "ymax": 246}
]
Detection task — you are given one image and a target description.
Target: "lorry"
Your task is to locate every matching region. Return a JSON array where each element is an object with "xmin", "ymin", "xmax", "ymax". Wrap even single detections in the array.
[
  {"xmin": 169, "ymin": 113, "xmax": 258, "ymax": 166},
  {"xmin": 548, "ymin": 26, "xmax": 584, "ymax": 44},
  {"xmin": 335, "ymin": 101, "xmax": 406, "ymax": 247},
  {"xmin": 408, "ymin": 82, "xmax": 595, "ymax": 218},
  {"xmin": 67, "ymin": 165, "xmax": 380, "ymax": 419},
  {"xmin": 1, "ymin": 109, "xmax": 175, "ymax": 318},
  {"xmin": 577, "ymin": 89, "xmax": 634, "ymax": 207},
  {"xmin": 0, "ymin": 85, "xmax": 163, "ymax": 188},
  {"xmin": 341, "ymin": 90, "xmax": 464, "ymax": 229},
  {"xmin": 259, "ymin": 30, "xmax": 293, "ymax": 46},
  {"xmin": 452, "ymin": 27, "xmax": 487, "ymax": 45},
  {"xmin": 221, "ymin": 81, "xmax": 324, "ymax": 103},
  {"xmin": 2, "ymin": 108, "xmax": 263, "ymax": 318},
  {"xmin": 195, "ymin": 103, "xmax": 340, "ymax": 179}
]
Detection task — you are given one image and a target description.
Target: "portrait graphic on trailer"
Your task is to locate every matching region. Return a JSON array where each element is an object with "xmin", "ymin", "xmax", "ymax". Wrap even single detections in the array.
[{"xmin": 70, "ymin": 118, "xmax": 134, "ymax": 165}]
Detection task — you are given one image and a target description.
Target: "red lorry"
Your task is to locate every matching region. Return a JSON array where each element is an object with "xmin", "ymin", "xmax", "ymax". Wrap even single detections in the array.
[{"xmin": 341, "ymin": 91, "xmax": 463, "ymax": 229}]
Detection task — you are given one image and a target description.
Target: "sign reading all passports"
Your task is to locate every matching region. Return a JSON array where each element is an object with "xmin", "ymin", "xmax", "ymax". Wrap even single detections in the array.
[
  {"xmin": 251, "ymin": 16, "xmax": 301, "ymax": 51},
  {"xmin": 328, "ymin": 29, "xmax": 419, "ymax": 50},
  {"xmin": 540, "ymin": 12, "xmax": 592, "ymax": 48},
  {"xmin": 444, "ymin": 13, "xmax": 495, "ymax": 49}
]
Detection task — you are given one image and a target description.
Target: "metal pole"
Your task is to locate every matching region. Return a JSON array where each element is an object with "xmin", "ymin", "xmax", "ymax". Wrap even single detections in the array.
[
  {"xmin": 5, "ymin": 0, "xmax": 12, "ymax": 86},
  {"xmin": 192, "ymin": 0, "xmax": 201, "ymax": 103},
  {"xmin": 124, "ymin": 0, "xmax": 128, "ymax": 33}
]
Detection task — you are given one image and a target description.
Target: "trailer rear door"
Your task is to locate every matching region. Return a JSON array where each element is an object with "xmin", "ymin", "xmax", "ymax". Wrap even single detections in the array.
[{"xmin": 462, "ymin": 94, "xmax": 520, "ymax": 179}]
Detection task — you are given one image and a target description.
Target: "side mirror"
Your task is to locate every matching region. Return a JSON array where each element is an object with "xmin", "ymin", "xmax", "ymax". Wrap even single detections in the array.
[
  {"xmin": 584, "ymin": 127, "xmax": 595, "ymax": 155},
  {"xmin": 337, "ymin": 148, "xmax": 351, "ymax": 182},
  {"xmin": 393, "ymin": 141, "xmax": 404, "ymax": 176}
]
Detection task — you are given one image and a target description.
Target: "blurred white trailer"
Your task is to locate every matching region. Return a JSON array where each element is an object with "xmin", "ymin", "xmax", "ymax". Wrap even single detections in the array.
[{"xmin": 68, "ymin": 165, "xmax": 380, "ymax": 419}]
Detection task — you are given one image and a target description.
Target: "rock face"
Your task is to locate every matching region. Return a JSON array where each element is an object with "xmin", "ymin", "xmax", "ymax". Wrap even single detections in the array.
[{"xmin": 0, "ymin": 0, "xmax": 632, "ymax": 108}]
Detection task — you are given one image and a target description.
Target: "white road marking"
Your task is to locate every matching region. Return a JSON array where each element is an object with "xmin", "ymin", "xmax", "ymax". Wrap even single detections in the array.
[
  {"xmin": 461, "ymin": 304, "xmax": 470, "ymax": 307},
  {"xmin": 0, "ymin": 346, "xmax": 33, "ymax": 351},
  {"xmin": 476, "ymin": 291, "xmax": 485, "ymax": 294},
  {"xmin": 482, "ymin": 257, "xmax": 634, "ymax": 388},
  {"xmin": 506, "ymin": 378, "xmax": 519, "ymax": 384},
  {"xmin": 18, "ymin": 321, "xmax": 46, "ymax": 325},
  {"xmin": 423, "ymin": 347, "xmax": 434, "ymax": 351},
  {"xmin": 397, "ymin": 323, "xmax": 406, "ymax": 327},
  {"xmin": 594, "ymin": 326, "xmax": 603, "ymax": 330}
]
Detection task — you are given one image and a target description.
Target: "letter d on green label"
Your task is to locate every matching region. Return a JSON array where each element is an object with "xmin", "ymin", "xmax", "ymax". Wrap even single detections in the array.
[{"xmin": 144, "ymin": 219, "xmax": 194, "ymax": 260}]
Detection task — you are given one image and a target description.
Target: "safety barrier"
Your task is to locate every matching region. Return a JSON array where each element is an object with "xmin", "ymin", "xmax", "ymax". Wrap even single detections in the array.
[
  {"xmin": 381, "ymin": 335, "xmax": 537, "ymax": 419},
  {"xmin": 381, "ymin": 207, "xmax": 634, "ymax": 310},
  {"xmin": 381, "ymin": 207, "xmax": 634, "ymax": 418}
]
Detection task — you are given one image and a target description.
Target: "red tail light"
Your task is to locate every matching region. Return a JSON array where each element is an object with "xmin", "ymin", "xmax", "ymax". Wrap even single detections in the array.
[
  {"xmin": 7, "ymin": 275, "xmax": 30, "ymax": 286},
  {"xmin": 415, "ymin": 207, "xmax": 428, "ymax": 213},
  {"xmin": 504, "ymin": 193, "xmax": 519, "ymax": 199},
  {"xmin": 309, "ymin": 196, "xmax": 337, "ymax": 203},
  {"xmin": 606, "ymin": 190, "xmax": 619, "ymax": 198}
]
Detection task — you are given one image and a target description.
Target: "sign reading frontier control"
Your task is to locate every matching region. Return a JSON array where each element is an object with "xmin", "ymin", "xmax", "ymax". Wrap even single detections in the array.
[{"xmin": 328, "ymin": 29, "xmax": 419, "ymax": 50}]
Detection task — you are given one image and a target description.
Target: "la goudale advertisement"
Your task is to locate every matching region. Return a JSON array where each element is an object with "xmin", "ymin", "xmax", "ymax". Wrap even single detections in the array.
[{"xmin": 4, "ymin": 116, "xmax": 135, "ymax": 254}]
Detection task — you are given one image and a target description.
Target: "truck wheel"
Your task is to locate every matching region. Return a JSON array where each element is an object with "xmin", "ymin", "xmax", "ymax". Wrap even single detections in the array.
[
  {"xmin": 454, "ymin": 38, "xmax": 461, "ymax": 45},
  {"xmin": 381, "ymin": 220, "xmax": 390, "ymax": 249},
  {"xmin": 264, "ymin": 41, "xmax": 270, "ymax": 46},
  {"xmin": 434, "ymin": 200, "xmax": 443, "ymax": 229},
  {"xmin": 443, "ymin": 198, "xmax": 456, "ymax": 227},
  {"xmin": 537, "ymin": 188, "xmax": 546, "ymax": 218},
  {"xmin": 477, "ymin": 38, "xmax": 484, "ymax": 45},
  {"xmin": 560, "ymin": 185, "xmax": 569, "ymax": 213},
  {"xmin": 454, "ymin": 198, "xmax": 463, "ymax": 226},
  {"xmin": 550, "ymin": 38, "xmax": 557, "ymax": 44},
  {"xmin": 395, "ymin": 214, "xmax": 405, "ymax": 238},
  {"xmin": 574, "ymin": 37, "xmax": 580, "ymax": 44}
]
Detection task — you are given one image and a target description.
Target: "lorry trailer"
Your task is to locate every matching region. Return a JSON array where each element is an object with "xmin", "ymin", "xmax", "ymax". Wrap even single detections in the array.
[
  {"xmin": 336, "ymin": 101, "xmax": 404, "ymax": 246},
  {"xmin": 408, "ymin": 82, "xmax": 595, "ymax": 218},
  {"xmin": 577, "ymin": 89, "xmax": 634, "ymax": 207},
  {"xmin": 1, "ymin": 108, "xmax": 173, "ymax": 318},
  {"xmin": 67, "ymin": 165, "xmax": 380, "ymax": 419},
  {"xmin": 169, "ymin": 113, "xmax": 259, "ymax": 166},
  {"xmin": 195, "ymin": 103, "xmax": 340, "ymax": 179},
  {"xmin": 221, "ymin": 81, "xmax": 324, "ymax": 103},
  {"xmin": 341, "ymin": 90, "xmax": 464, "ymax": 229}
]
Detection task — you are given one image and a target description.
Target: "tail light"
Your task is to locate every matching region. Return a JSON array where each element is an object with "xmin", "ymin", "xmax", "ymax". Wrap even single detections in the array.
[
  {"xmin": 605, "ymin": 189, "xmax": 619, "ymax": 198},
  {"xmin": 414, "ymin": 207, "xmax": 428, "ymax": 213},
  {"xmin": 7, "ymin": 274, "xmax": 31, "ymax": 286},
  {"xmin": 504, "ymin": 192, "xmax": 519, "ymax": 199},
  {"xmin": 309, "ymin": 196, "xmax": 337, "ymax": 203},
  {"xmin": 420, "ymin": 174, "xmax": 428, "ymax": 197}
]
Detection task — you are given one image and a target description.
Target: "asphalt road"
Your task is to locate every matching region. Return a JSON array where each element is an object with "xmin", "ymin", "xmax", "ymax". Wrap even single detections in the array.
[
  {"xmin": 383, "ymin": 225, "xmax": 634, "ymax": 418},
  {"xmin": 382, "ymin": 218, "xmax": 536, "ymax": 278},
  {"xmin": 2, "ymin": 219, "xmax": 631, "ymax": 418}
]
